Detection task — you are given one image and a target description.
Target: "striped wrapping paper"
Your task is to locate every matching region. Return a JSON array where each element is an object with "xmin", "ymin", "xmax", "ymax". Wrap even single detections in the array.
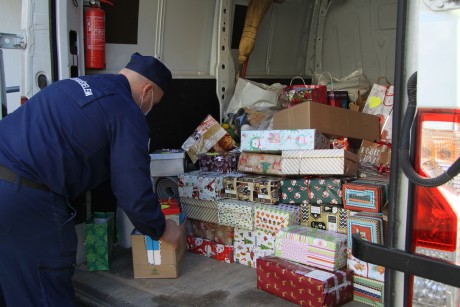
[
  {"xmin": 180, "ymin": 197, "xmax": 219, "ymax": 224},
  {"xmin": 352, "ymin": 275, "xmax": 384, "ymax": 306},
  {"xmin": 281, "ymin": 149, "xmax": 359, "ymax": 176},
  {"xmin": 274, "ymin": 225, "xmax": 347, "ymax": 271},
  {"xmin": 217, "ymin": 199, "xmax": 255, "ymax": 230}
]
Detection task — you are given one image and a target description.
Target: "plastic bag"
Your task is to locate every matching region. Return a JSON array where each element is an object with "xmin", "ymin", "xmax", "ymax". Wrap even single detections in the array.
[
  {"xmin": 314, "ymin": 68, "xmax": 371, "ymax": 103},
  {"xmin": 317, "ymin": 72, "xmax": 350, "ymax": 108},
  {"xmin": 225, "ymin": 78, "xmax": 285, "ymax": 116},
  {"xmin": 225, "ymin": 107, "xmax": 275, "ymax": 143}
]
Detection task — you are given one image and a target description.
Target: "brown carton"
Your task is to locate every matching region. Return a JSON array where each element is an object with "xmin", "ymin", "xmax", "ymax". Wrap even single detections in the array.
[
  {"xmin": 272, "ymin": 101, "xmax": 380, "ymax": 142},
  {"xmin": 131, "ymin": 222, "xmax": 187, "ymax": 278}
]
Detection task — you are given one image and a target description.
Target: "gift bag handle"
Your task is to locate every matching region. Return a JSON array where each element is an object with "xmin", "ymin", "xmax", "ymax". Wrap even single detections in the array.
[
  {"xmin": 289, "ymin": 76, "xmax": 306, "ymax": 86},
  {"xmin": 317, "ymin": 71, "xmax": 334, "ymax": 91}
]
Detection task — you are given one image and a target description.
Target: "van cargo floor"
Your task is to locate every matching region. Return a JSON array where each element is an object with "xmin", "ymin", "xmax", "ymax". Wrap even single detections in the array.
[{"xmin": 73, "ymin": 246, "xmax": 367, "ymax": 306}]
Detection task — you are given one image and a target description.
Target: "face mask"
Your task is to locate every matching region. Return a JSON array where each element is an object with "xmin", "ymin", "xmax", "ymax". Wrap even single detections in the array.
[
  {"xmin": 140, "ymin": 90, "xmax": 154, "ymax": 116},
  {"xmin": 143, "ymin": 91, "xmax": 154, "ymax": 116}
]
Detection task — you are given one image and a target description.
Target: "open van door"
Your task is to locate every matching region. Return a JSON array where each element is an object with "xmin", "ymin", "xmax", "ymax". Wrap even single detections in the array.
[
  {"xmin": 20, "ymin": 0, "xmax": 84, "ymax": 100},
  {"xmin": 352, "ymin": 1, "xmax": 460, "ymax": 306},
  {"xmin": 0, "ymin": 2, "xmax": 26, "ymax": 116}
]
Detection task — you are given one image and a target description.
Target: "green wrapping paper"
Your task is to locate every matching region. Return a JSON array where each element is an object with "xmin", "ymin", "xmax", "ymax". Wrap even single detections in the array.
[
  {"xmin": 308, "ymin": 178, "xmax": 346, "ymax": 205},
  {"xmin": 281, "ymin": 178, "xmax": 309, "ymax": 204},
  {"xmin": 85, "ymin": 212, "xmax": 115, "ymax": 271}
]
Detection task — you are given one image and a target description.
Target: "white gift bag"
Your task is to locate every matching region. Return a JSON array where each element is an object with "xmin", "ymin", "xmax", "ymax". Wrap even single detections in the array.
[{"xmin": 362, "ymin": 80, "xmax": 394, "ymax": 144}]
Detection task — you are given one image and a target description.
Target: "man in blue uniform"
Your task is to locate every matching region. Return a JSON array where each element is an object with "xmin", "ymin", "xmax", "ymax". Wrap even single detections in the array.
[{"xmin": 0, "ymin": 52, "xmax": 181, "ymax": 306}]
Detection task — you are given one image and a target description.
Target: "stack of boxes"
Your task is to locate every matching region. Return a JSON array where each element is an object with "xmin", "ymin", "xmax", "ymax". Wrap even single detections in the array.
[
  {"xmin": 237, "ymin": 127, "xmax": 355, "ymax": 306},
  {"xmin": 176, "ymin": 101, "xmax": 389, "ymax": 306},
  {"xmin": 342, "ymin": 178, "xmax": 389, "ymax": 305}
]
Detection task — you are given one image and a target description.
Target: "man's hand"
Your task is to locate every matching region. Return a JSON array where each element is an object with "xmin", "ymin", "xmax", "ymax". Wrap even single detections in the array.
[{"xmin": 161, "ymin": 218, "xmax": 181, "ymax": 245}]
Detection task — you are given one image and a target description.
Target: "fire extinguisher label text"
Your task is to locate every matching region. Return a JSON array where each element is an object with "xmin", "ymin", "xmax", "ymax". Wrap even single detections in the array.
[{"xmin": 86, "ymin": 16, "xmax": 105, "ymax": 49}]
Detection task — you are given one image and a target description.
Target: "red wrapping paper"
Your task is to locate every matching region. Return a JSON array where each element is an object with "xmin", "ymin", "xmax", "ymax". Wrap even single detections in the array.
[
  {"xmin": 257, "ymin": 256, "xmax": 353, "ymax": 307},
  {"xmin": 186, "ymin": 235, "xmax": 234, "ymax": 263}
]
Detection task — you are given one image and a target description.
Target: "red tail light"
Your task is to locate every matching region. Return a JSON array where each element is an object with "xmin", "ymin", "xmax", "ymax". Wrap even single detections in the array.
[
  {"xmin": 412, "ymin": 186, "xmax": 457, "ymax": 252},
  {"xmin": 410, "ymin": 108, "xmax": 460, "ymax": 306}
]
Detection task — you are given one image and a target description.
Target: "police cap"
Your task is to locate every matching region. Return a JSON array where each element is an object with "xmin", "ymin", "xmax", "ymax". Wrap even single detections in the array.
[{"xmin": 125, "ymin": 52, "xmax": 172, "ymax": 93}]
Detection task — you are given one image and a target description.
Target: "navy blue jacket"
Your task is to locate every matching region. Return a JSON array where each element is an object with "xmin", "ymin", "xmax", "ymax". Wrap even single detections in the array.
[{"xmin": 0, "ymin": 74, "xmax": 165, "ymax": 239}]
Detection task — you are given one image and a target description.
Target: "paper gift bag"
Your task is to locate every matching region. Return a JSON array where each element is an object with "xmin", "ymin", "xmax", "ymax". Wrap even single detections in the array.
[
  {"xmin": 85, "ymin": 212, "xmax": 115, "ymax": 271},
  {"xmin": 358, "ymin": 140, "xmax": 392, "ymax": 170},
  {"xmin": 362, "ymin": 79, "xmax": 394, "ymax": 143},
  {"xmin": 280, "ymin": 76, "xmax": 327, "ymax": 108}
]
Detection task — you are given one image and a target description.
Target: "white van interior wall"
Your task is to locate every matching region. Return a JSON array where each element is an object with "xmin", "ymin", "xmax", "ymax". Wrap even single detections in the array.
[{"xmin": 317, "ymin": 0, "xmax": 397, "ymax": 84}]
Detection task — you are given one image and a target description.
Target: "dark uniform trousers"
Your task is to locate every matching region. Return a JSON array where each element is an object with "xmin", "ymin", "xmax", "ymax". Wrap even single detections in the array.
[{"xmin": 0, "ymin": 178, "xmax": 77, "ymax": 306}]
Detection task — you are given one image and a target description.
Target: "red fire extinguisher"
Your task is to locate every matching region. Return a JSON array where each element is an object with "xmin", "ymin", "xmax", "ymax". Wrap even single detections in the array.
[{"xmin": 84, "ymin": 0, "xmax": 113, "ymax": 70}]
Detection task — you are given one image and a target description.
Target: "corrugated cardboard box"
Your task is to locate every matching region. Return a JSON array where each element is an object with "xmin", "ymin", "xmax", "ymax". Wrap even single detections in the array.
[
  {"xmin": 131, "ymin": 222, "xmax": 187, "ymax": 278},
  {"xmin": 272, "ymin": 101, "xmax": 380, "ymax": 142}
]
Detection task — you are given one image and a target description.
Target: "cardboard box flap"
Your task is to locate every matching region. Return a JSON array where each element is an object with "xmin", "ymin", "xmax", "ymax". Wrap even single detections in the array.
[{"xmin": 273, "ymin": 102, "xmax": 380, "ymax": 142}]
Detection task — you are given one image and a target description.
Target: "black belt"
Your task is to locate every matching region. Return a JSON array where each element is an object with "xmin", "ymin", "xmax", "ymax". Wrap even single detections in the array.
[{"xmin": 0, "ymin": 164, "xmax": 49, "ymax": 191}]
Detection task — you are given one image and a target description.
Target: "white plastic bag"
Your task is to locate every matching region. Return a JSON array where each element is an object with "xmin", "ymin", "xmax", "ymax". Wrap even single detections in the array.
[
  {"xmin": 314, "ymin": 69, "xmax": 371, "ymax": 103},
  {"xmin": 225, "ymin": 78, "xmax": 285, "ymax": 116}
]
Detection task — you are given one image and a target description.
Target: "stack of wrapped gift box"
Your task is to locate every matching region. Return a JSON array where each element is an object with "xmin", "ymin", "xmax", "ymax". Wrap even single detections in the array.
[
  {"xmin": 178, "ymin": 101, "xmax": 390, "ymax": 306},
  {"xmin": 262, "ymin": 101, "xmax": 389, "ymax": 306},
  {"xmin": 238, "ymin": 128, "xmax": 355, "ymax": 306},
  {"xmin": 179, "ymin": 170, "xmax": 242, "ymax": 263},
  {"xmin": 342, "ymin": 142, "xmax": 391, "ymax": 306}
]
